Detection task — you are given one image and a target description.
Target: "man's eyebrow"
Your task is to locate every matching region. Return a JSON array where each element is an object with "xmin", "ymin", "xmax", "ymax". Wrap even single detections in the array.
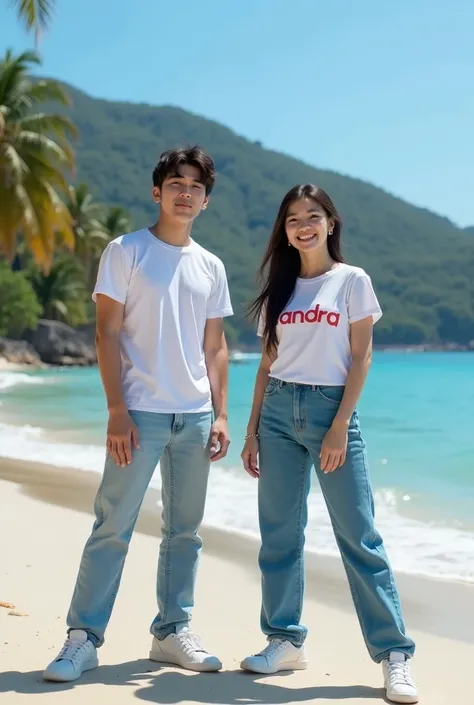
[{"xmin": 167, "ymin": 169, "xmax": 203, "ymax": 184}]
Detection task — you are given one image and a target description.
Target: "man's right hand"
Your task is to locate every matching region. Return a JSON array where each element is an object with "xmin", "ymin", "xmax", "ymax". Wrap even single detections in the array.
[{"xmin": 106, "ymin": 409, "xmax": 140, "ymax": 467}]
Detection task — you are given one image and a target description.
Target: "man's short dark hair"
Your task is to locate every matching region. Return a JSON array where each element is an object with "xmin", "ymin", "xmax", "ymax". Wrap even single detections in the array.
[{"xmin": 152, "ymin": 145, "xmax": 216, "ymax": 195}]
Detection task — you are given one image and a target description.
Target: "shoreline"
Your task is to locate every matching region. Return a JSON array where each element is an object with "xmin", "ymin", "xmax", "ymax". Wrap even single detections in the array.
[
  {"xmin": 0, "ymin": 358, "xmax": 41, "ymax": 371},
  {"xmin": 1, "ymin": 390, "xmax": 474, "ymax": 588},
  {"xmin": 1, "ymin": 455, "xmax": 473, "ymax": 646},
  {"xmin": 1, "ymin": 456, "xmax": 472, "ymax": 704},
  {"xmin": 2, "ymin": 346, "xmax": 474, "ymax": 371}
]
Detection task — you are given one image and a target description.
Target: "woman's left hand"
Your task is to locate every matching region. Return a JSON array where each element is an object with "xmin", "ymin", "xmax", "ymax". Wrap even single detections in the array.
[{"xmin": 320, "ymin": 421, "xmax": 348, "ymax": 473}]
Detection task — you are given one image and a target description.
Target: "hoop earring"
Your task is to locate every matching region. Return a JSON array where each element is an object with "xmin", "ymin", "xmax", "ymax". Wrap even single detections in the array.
[
  {"xmin": 328, "ymin": 230, "xmax": 334, "ymax": 236},
  {"xmin": 288, "ymin": 241, "xmax": 292, "ymax": 247}
]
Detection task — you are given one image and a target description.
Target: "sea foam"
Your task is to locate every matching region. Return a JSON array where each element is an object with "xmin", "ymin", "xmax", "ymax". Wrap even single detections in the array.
[{"xmin": 0, "ymin": 419, "xmax": 473, "ymax": 584}]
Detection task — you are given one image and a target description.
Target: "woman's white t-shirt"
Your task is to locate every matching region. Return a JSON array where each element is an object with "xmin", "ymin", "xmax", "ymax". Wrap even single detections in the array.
[{"xmin": 257, "ymin": 263, "xmax": 382, "ymax": 386}]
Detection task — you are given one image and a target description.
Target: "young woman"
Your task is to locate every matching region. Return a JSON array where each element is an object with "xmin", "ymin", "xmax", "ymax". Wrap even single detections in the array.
[{"xmin": 240, "ymin": 184, "xmax": 418, "ymax": 704}]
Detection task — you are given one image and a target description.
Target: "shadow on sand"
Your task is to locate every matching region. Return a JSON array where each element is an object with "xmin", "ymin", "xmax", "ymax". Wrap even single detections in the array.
[{"xmin": 0, "ymin": 660, "xmax": 389, "ymax": 703}]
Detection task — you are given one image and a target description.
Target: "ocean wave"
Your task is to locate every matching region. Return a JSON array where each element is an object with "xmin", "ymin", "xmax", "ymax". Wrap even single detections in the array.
[
  {"xmin": 194, "ymin": 470, "xmax": 474, "ymax": 585},
  {"xmin": 0, "ymin": 421, "xmax": 473, "ymax": 584},
  {"xmin": 0, "ymin": 422, "xmax": 104, "ymax": 471},
  {"xmin": 0, "ymin": 372, "xmax": 46, "ymax": 391}
]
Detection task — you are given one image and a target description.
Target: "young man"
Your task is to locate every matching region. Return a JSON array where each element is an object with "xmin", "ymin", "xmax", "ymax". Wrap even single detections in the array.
[{"xmin": 44, "ymin": 145, "xmax": 233, "ymax": 682}]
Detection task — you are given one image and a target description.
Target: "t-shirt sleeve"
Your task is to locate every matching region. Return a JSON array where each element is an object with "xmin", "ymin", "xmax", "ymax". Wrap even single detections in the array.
[
  {"xmin": 348, "ymin": 271, "xmax": 383, "ymax": 324},
  {"xmin": 92, "ymin": 241, "xmax": 132, "ymax": 304},
  {"xmin": 206, "ymin": 260, "xmax": 234, "ymax": 319}
]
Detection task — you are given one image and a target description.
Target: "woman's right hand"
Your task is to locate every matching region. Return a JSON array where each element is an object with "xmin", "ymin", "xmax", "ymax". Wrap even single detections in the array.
[{"xmin": 241, "ymin": 436, "xmax": 260, "ymax": 478}]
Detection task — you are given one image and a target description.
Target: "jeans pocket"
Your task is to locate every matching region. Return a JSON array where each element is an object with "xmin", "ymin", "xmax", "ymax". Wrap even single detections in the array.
[
  {"xmin": 316, "ymin": 385, "xmax": 345, "ymax": 404},
  {"xmin": 264, "ymin": 378, "xmax": 279, "ymax": 397}
]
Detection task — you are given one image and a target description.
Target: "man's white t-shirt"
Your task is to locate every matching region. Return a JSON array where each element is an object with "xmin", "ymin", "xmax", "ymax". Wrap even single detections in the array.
[
  {"xmin": 93, "ymin": 228, "xmax": 233, "ymax": 413},
  {"xmin": 258, "ymin": 263, "xmax": 382, "ymax": 386}
]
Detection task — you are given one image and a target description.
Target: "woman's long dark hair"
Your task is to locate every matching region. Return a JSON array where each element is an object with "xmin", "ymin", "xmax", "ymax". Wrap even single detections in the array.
[{"xmin": 248, "ymin": 184, "xmax": 344, "ymax": 355}]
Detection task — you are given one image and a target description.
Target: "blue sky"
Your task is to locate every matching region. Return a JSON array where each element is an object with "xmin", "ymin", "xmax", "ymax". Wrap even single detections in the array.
[{"xmin": 2, "ymin": 0, "xmax": 473, "ymax": 226}]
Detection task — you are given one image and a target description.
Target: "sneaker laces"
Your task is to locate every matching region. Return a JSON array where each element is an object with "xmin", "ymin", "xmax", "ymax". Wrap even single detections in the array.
[
  {"xmin": 258, "ymin": 638, "xmax": 289, "ymax": 658},
  {"xmin": 387, "ymin": 659, "xmax": 413, "ymax": 687},
  {"xmin": 56, "ymin": 637, "xmax": 89, "ymax": 664},
  {"xmin": 174, "ymin": 631, "xmax": 208, "ymax": 656}
]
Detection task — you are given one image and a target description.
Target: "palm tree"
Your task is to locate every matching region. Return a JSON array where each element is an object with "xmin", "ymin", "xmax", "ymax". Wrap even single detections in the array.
[
  {"xmin": 102, "ymin": 205, "xmax": 132, "ymax": 240},
  {"xmin": 11, "ymin": 0, "xmax": 55, "ymax": 47},
  {"xmin": 27, "ymin": 254, "xmax": 88, "ymax": 326},
  {"xmin": 65, "ymin": 183, "xmax": 110, "ymax": 288},
  {"xmin": 0, "ymin": 49, "xmax": 77, "ymax": 269}
]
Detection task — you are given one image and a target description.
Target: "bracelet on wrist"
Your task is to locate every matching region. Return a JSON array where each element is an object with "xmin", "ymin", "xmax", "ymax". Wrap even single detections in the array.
[{"xmin": 245, "ymin": 432, "xmax": 259, "ymax": 440}]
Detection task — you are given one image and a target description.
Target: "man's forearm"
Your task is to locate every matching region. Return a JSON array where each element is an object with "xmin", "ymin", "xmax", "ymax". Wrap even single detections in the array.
[
  {"xmin": 205, "ymin": 341, "xmax": 228, "ymax": 420},
  {"xmin": 96, "ymin": 331, "xmax": 126, "ymax": 413}
]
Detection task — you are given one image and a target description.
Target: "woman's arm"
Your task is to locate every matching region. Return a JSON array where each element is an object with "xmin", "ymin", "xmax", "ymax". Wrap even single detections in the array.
[
  {"xmin": 334, "ymin": 316, "xmax": 374, "ymax": 427},
  {"xmin": 320, "ymin": 316, "xmax": 374, "ymax": 473},
  {"xmin": 246, "ymin": 348, "xmax": 273, "ymax": 435},
  {"xmin": 241, "ymin": 344, "xmax": 274, "ymax": 477}
]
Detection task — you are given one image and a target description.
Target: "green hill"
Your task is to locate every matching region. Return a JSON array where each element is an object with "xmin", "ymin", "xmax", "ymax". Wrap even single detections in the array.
[{"xmin": 59, "ymin": 83, "xmax": 474, "ymax": 347}]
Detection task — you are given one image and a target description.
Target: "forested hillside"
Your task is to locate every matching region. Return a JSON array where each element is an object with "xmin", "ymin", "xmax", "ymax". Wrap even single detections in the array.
[{"xmin": 62, "ymin": 83, "xmax": 474, "ymax": 346}]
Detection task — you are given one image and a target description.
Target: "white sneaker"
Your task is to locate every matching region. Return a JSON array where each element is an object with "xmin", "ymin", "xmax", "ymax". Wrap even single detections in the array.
[
  {"xmin": 383, "ymin": 651, "xmax": 419, "ymax": 703},
  {"xmin": 43, "ymin": 629, "xmax": 98, "ymax": 682},
  {"xmin": 240, "ymin": 638, "xmax": 308, "ymax": 674},
  {"xmin": 149, "ymin": 626, "xmax": 222, "ymax": 672}
]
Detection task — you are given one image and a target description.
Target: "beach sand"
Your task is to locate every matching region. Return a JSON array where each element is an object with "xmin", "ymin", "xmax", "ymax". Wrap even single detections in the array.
[{"xmin": 0, "ymin": 458, "xmax": 472, "ymax": 704}]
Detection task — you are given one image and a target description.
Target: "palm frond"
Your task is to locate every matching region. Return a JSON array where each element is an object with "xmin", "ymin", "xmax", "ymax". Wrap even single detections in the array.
[
  {"xmin": 20, "ymin": 78, "xmax": 74, "ymax": 112},
  {"xmin": 18, "ymin": 112, "xmax": 76, "ymax": 139},
  {"xmin": 102, "ymin": 206, "xmax": 132, "ymax": 237},
  {"xmin": 0, "ymin": 142, "xmax": 29, "ymax": 183},
  {"xmin": 20, "ymin": 148, "xmax": 70, "ymax": 192},
  {"xmin": 27, "ymin": 253, "xmax": 88, "ymax": 325},
  {"xmin": 0, "ymin": 181, "xmax": 38, "ymax": 259},
  {"xmin": 51, "ymin": 298, "xmax": 68, "ymax": 318},
  {"xmin": 16, "ymin": 130, "xmax": 75, "ymax": 168},
  {"xmin": 1, "ymin": 49, "xmax": 76, "ymax": 265},
  {"xmin": 12, "ymin": 0, "xmax": 55, "ymax": 43},
  {"xmin": 20, "ymin": 178, "xmax": 73, "ymax": 269},
  {"xmin": 0, "ymin": 50, "xmax": 40, "ymax": 108}
]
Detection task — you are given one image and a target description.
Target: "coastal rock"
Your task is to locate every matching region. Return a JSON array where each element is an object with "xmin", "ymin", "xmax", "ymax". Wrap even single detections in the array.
[
  {"xmin": 0, "ymin": 338, "xmax": 43, "ymax": 367},
  {"xmin": 22, "ymin": 320, "xmax": 97, "ymax": 366},
  {"xmin": 75, "ymin": 322, "xmax": 97, "ymax": 348}
]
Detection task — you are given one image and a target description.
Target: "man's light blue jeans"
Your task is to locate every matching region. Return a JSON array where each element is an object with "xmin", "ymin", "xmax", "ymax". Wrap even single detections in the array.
[
  {"xmin": 66, "ymin": 410, "xmax": 212, "ymax": 647},
  {"xmin": 258, "ymin": 379, "xmax": 416, "ymax": 663}
]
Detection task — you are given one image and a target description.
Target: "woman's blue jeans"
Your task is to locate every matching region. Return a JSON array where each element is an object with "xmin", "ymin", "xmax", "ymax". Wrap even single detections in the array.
[{"xmin": 257, "ymin": 379, "xmax": 415, "ymax": 663}]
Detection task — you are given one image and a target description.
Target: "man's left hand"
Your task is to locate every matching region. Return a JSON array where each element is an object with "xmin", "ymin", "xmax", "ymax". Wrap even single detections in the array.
[{"xmin": 209, "ymin": 417, "xmax": 230, "ymax": 462}]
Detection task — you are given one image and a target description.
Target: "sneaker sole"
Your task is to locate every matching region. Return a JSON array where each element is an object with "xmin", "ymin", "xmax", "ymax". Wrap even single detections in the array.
[
  {"xmin": 43, "ymin": 656, "xmax": 99, "ymax": 682},
  {"xmin": 240, "ymin": 659, "xmax": 308, "ymax": 675},
  {"xmin": 385, "ymin": 694, "xmax": 419, "ymax": 705},
  {"xmin": 149, "ymin": 649, "xmax": 222, "ymax": 672}
]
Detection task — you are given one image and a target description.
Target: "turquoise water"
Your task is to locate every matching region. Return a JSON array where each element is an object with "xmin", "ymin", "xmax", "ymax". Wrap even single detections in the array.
[{"xmin": 1, "ymin": 352, "xmax": 473, "ymax": 582}]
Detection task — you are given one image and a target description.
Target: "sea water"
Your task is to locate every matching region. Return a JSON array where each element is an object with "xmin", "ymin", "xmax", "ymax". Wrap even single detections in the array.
[{"xmin": 1, "ymin": 352, "xmax": 473, "ymax": 583}]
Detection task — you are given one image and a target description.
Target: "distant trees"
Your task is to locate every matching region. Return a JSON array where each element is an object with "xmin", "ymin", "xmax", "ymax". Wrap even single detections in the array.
[
  {"xmin": 0, "ymin": 50, "xmax": 76, "ymax": 268},
  {"xmin": 0, "ymin": 261, "xmax": 42, "ymax": 337},
  {"xmin": 2, "ymin": 5, "xmax": 474, "ymax": 346},
  {"xmin": 0, "ymin": 49, "xmax": 133, "ymax": 332}
]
